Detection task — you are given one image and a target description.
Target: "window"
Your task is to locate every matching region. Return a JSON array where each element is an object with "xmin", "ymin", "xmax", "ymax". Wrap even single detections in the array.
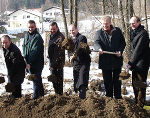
[
  {"xmin": 13, "ymin": 16, "xmax": 17, "ymax": 20},
  {"xmin": 27, "ymin": 15, "xmax": 30, "ymax": 18}
]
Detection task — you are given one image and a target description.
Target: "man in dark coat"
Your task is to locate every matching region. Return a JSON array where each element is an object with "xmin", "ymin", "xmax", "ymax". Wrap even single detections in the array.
[
  {"xmin": 23, "ymin": 20, "xmax": 44, "ymax": 99},
  {"xmin": 1, "ymin": 35, "xmax": 25, "ymax": 98},
  {"xmin": 127, "ymin": 16, "xmax": 150, "ymax": 107},
  {"xmin": 94, "ymin": 16, "xmax": 126, "ymax": 99},
  {"xmin": 48, "ymin": 22, "xmax": 65, "ymax": 95},
  {"xmin": 69, "ymin": 24, "xmax": 91, "ymax": 99}
]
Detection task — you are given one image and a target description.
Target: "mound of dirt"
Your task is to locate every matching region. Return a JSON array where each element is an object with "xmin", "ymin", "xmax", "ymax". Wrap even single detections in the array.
[{"xmin": 0, "ymin": 93, "xmax": 150, "ymax": 118}]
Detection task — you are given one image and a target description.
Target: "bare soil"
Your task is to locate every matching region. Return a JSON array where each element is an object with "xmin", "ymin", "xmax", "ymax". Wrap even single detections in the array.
[{"xmin": 0, "ymin": 93, "xmax": 150, "ymax": 118}]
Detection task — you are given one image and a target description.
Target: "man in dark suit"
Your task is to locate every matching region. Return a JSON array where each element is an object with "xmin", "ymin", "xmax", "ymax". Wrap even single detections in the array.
[
  {"xmin": 48, "ymin": 22, "xmax": 65, "ymax": 95},
  {"xmin": 94, "ymin": 16, "xmax": 126, "ymax": 99},
  {"xmin": 1, "ymin": 35, "xmax": 25, "ymax": 98},
  {"xmin": 127, "ymin": 16, "xmax": 150, "ymax": 107},
  {"xmin": 69, "ymin": 24, "xmax": 91, "ymax": 99}
]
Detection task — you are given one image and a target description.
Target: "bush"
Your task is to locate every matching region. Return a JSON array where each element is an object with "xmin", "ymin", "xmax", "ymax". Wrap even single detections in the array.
[{"xmin": 0, "ymin": 26, "xmax": 7, "ymax": 34}]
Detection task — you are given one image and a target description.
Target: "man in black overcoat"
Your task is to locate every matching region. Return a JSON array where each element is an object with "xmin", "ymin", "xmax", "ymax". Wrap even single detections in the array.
[
  {"xmin": 48, "ymin": 22, "xmax": 65, "ymax": 95},
  {"xmin": 69, "ymin": 24, "xmax": 91, "ymax": 99},
  {"xmin": 1, "ymin": 35, "xmax": 25, "ymax": 98},
  {"xmin": 127, "ymin": 16, "xmax": 150, "ymax": 107}
]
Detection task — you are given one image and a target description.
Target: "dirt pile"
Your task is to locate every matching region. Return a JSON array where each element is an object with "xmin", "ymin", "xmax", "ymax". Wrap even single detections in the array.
[{"xmin": 0, "ymin": 94, "xmax": 150, "ymax": 118}]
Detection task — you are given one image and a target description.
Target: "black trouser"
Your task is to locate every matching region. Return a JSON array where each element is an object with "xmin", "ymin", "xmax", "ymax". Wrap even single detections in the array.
[
  {"xmin": 102, "ymin": 68, "xmax": 121, "ymax": 98},
  {"xmin": 132, "ymin": 70, "xmax": 148, "ymax": 107},
  {"xmin": 12, "ymin": 84, "xmax": 22, "ymax": 98},
  {"xmin": 51, "ymin": 68, "xmax": 63, "ymax": 95}
]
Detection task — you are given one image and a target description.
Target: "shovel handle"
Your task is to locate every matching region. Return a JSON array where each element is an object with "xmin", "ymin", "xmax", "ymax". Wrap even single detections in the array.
[
  {"xmin": 23, "ymin": 57, "xmax": 31, "ymax": 74},
  {"xmin": 91, "ymin": 49, "xmax": 117, "ymax": 55}
]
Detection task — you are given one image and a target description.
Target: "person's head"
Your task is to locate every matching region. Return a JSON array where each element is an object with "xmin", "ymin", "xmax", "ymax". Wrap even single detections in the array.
[
  {"xmin": 130, "ymin": 16, "xmax": 141, "ymax": 30},
  {"xmin": 1, "ymin": 35, "xmax": 11, "ymax": 49},
  {"xmin": 101, "ymin": 16, "xmax": 111, "ymax": 31},
  {"xmin": 28, "ymin": 20, "xmax": 36, "ymax": 33},
  {"xmin": 49, "ymin": 22, "xmax": 59, "ymax": 35},
  {"xmin": 69, "ymin": 24, "xmax": 78, "ymax": 38}
]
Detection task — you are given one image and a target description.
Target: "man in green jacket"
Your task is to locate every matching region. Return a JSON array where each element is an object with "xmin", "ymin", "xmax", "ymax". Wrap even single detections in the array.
[{"xmin": 23, "ymin": 20, "xmax": 44, "ymax": 99}]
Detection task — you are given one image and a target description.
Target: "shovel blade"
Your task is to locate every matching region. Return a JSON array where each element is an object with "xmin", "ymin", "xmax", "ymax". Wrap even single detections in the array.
[
  {"xmin": 27, "ymin": 74, "xmax": 37, "ymax": 81},
  {"xmin": 47, "ymin": 74, "xmax": 57, "ymax": 83},
  {"xmin": 133, "ymin": 81, "xmax": 147, "ymax": 88},
  {"xmin": 5, "ymin": 83, "xmax": 15, "ymax": 92},
  {"xmin": 119, "ymin": 71, "xmax": 131, "ymax": 80},
  {"xmin": 0, "ymin": 76, "xmax": 5, "ymax": 84}
]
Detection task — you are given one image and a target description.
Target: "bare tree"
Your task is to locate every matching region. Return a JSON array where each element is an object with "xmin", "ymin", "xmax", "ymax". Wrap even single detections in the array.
[
  {"xmin": 74, "ymin": 0, "xmax": 78, "ymax": 27},
  {"xmin": 69, "ymin": 0, "xmax": 73, "ymax": 25},
  {"xmin": 60, "ymin": 0, "xmax": 68, "ymax": 39},
  {"xmin": 102, "ymin": 0, "xmax": 105, "ymax": 15},
  {"xmin": 144, "ymin": 0, "xmax": 148, "ymax": 32},
  {"xmin": 118, "ymin": 0, "xmax": 126, "ymax": 33}
]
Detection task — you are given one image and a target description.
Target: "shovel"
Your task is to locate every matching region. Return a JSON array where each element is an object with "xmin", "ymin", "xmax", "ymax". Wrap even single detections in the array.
[
  {"xmin": 133, "ymin": 74, "xmax": 148, "ymax": 88},
  {"xmin": 26, "ymin": 69, "xmax": 37, "ymax": 81},
  {"xmin": 5, "ymin": 83, "xmax": 15, "ymax": 92},
  {"xmin": 47, "ymin": 74, "xmax": 57, "ymax": 83},
  {"xmin": 24, "ymin": 58, "xmax": 37, "ymax": 81},
  {"xmin": 119, "ymin": 68, "xmax": 131, "ymax": 80},
  {"xmin": 91, "ymin": 49, "xmax": 118, "ymax": 55},
  {"xmin": 0, "ymin": 73, "xmax": 6, "ymax": 84},
  {"xmin": 0, "ymin": 76, "xmax": 5, "ymax": 84}
]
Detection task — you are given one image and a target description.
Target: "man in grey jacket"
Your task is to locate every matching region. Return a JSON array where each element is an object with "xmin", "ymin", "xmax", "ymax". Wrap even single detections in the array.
[{"xmin": 94, "ymin": 16, "xmax": 126, "ymax": 99}]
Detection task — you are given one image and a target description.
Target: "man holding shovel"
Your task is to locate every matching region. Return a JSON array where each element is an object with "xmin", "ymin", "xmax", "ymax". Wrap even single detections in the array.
[
  {"xmin": 48, "ymin": 22, "xmax": 65, "ymax": 95},
  {"xmin": 23, "ymin": 20, "xmax": 44, "ymax": 99},
  {"xmin": 1, "ymin": 35, "xmax": 26, "ymax": 98},
  {"xmin": 68, "ymin": 24, "xmax": 91, "ymax": 99},
  {"xmin": 127, "ymin": 16, "xmax": 150, "ymax": 107},
  {"xmin": 94, "ymin": 16, "xmax": 126, "ymax": 99}
]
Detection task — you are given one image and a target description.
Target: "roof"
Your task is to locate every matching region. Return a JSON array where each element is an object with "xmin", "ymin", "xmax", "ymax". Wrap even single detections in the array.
[
  {"xmin": 44, "ymin": 6, "xmax": 69, "ymax": 12},
  {"xmin": 8, "ymin": 9, "xmax": 41, "ymax": 17}
]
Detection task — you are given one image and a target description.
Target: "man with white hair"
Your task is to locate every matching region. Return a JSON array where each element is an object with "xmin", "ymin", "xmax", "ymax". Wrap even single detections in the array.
[{"xmin": 94, "ymin": 16, "xmax": 126, "ymax": 99}]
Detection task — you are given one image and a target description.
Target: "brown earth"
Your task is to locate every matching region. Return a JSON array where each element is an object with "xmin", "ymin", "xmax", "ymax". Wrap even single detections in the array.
[{"xmin": 0, "ymin": 93, "xmax": 150, "ymax": 118}]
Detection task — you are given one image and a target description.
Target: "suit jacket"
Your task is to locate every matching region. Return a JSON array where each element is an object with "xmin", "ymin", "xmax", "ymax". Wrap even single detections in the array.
[
  {"xmin": 48, "ymin": 30, "xmax": 65, "ymax": 69},
  {"xmin": 3, "ymin": 43, "xmax": 25, "ymax": 84},
  {"xmin": 128, "ymin": 25, "xmax": 150, "ymax": 71},
  {"xmin": 94, "ymin": 25, "xmax": 126, "ymax": 69}
]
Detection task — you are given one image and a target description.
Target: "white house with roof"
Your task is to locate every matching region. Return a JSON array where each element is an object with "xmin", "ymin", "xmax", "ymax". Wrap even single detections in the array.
[
  {"xmin": 8, "ymin": 9, "xmax": 42, "ymax": 28},
  {"xmin": 43, "ymin": 6, "xmax": 69, "ymax": 22}
]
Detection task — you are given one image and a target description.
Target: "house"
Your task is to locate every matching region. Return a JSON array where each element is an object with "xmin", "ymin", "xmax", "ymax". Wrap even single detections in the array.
[
  {"xmin": 8, "ymin": 8, "xmax": 42, "ymax": 28},
  {"xmin": 43, "ymin": 6, "xmax": 69, "ymax": 22}
]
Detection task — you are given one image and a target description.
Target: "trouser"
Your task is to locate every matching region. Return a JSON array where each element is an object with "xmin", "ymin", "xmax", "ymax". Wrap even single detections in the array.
[
  {"xmin": 12, "ymin": 84, "xmax": 22, "ymax": 98},
  {"xmin": 33, "ymin": 72, "xmax": 44, "ymax": 99},
  {"xmin": 79, "ymin": 85, "xmax": 87, "ymax": 99},
  {"xmin": 73, "ymin": 64, "xmax": 90, "ymax": 99},
  {"xmin": 51, "ymin": 68, "xmax": 63, "ymax": 95},
  {"xmin": 102, "ymin": 68, "xmax": 122, "ymax": 98},
  {"xmin": 132, "ymin": 70, "xmax": 148, "ymax": 107}
]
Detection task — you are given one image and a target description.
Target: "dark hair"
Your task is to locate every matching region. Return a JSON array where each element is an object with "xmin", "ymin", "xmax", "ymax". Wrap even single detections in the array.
[
  {"xmin": 28, "ymin": 20, "xmax": 36, "ymax": 24},
  {"xmin": 1, "ymin": 35, "xmax": 11, "ymax": 41},
  {"xmin": 50, "ymin": 22, "xmax": 58, "ymax": 28}
]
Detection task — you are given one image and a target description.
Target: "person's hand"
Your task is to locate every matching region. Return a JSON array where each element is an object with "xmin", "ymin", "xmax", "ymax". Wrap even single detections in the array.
[
  {"xmin": 99, "ymin": 48, "xmax": 103, "ymax": 55},
  {"xmin": 26, "ymin": 64, "xmax": 31, "ymax": 69},
  {"xmin": 116, "ymin": 51, "xmax": 121, "ymax": 57},
  {"xmin": 70, "ymin": 55, "xmax": 75, "ymax": 63},
  {"xmin": 49, "ymin": 66, "xmax": 53, "ymax": 71},
  {"xmin": 126, "ymin": 64, "xmax": 131, "ymax": 70}
]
